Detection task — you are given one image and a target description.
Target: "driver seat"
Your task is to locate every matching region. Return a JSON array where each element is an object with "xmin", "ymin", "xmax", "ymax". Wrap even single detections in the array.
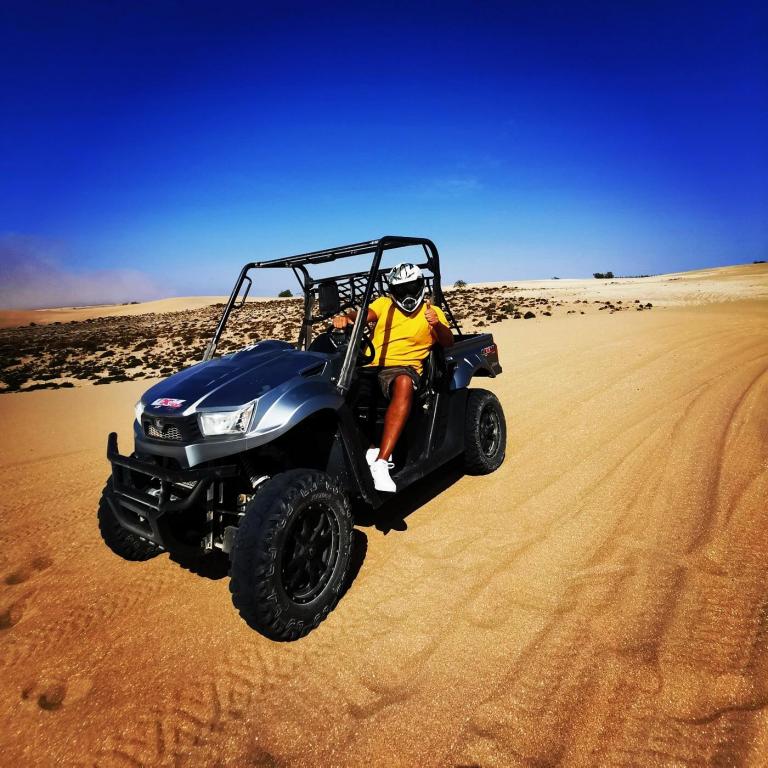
[
  {"xmin": 416, "ymin": 345, "xmax": 447, "ymax": 404},
  {"xmin": 349, "ymin": 347, "xmax": 447, "ymax": 471},
  {"xmin": 351, "ymin": 345, "xmax": 445, "ymax": 416}
]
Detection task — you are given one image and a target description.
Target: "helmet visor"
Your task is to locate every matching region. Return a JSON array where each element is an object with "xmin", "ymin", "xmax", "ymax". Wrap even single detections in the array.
[{"xmin": 389, "ymin": 276, "xmax": 425, "ymax": 312}]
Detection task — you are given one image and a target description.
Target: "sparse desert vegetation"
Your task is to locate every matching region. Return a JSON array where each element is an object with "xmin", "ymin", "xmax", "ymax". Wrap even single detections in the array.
[
  {"xmin": 0, "ymin": 284, "xmax": 662, "ymax": 392},
  {"xmin": 6, "ymin": 262, "xmax": 764, "ymax": 393},
  {"xmin": 0, "ymin": 298, "xmax": 305, "ymax": 392}
]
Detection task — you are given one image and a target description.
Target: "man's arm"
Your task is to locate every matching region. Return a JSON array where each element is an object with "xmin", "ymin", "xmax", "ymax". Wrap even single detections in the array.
[
  {"xmin": 332, "ymin": 307, "xmax": 377, "ymax": 329},
  {"xmin": 431, "ymin": 321, "xmax": 454, "ymax": 347},
  {"xmin": 424, "ymin": 300, "xmax": 454, "ymax": 347}
]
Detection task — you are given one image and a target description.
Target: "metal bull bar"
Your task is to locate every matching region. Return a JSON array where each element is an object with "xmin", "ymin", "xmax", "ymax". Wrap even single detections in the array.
[{"xmin": 106, "ymin": 432, "xmax": 239, "ymax": 546}]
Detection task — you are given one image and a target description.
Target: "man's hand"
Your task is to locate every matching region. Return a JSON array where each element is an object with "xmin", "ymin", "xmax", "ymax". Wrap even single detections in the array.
[
  {"xmin": 332, "ymin": 313, "xmax": 351, "ymax": 330},
  {"xmin": 424, "ymin": 297, "xmax": 454, "ymax": 348},
  {"xmin": 424, "ymin": 298, "xmax": 439, "ymax": 327}
]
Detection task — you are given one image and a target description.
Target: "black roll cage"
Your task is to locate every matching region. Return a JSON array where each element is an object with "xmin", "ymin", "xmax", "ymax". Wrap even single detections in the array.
[{"xmin": 202, "ymin": 236, "xmax": 463, "ymax": 394}]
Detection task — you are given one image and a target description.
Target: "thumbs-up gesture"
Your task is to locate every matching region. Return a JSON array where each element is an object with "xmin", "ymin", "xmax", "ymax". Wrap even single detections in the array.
[{"xmin": 424, "ymin": 297, "xmax": 438, "ymax": 327}]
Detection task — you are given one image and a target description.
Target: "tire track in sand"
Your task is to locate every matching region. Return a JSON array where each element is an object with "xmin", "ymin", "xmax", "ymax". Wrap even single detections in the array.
[{"xmin": 448, "ymin": 350, "xmax": 768, "ymax": 767}]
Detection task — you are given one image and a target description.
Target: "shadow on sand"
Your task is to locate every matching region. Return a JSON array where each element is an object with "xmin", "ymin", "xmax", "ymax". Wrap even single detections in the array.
[
  {"xmin": 353, "ymin": 455, "xmax": 465, "ymax": 535},
  {"xmin": 169, "ymin": 457, "xmax": 465, "ymax": 592}
]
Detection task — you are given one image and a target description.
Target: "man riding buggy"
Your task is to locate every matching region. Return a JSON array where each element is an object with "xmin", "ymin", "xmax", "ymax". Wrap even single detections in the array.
[{"xmin": 333, "ymin": 262, "xmax": 453, "ymax": 492}]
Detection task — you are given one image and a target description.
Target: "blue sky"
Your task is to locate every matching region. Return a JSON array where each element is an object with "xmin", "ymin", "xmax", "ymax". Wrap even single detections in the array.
[{"xmin": 1, "ymin": 0, "xmax": 766, "ymax": 306}]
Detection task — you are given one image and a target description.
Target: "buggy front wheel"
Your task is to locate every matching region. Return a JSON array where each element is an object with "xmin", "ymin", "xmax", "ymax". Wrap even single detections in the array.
[
  {"xmin": 98, "ymin": 478, "xmax": 162, "ymax": 561},
  {"xmin": 229, "ymin": 469, "xmax": 353, "ymax": 641}
]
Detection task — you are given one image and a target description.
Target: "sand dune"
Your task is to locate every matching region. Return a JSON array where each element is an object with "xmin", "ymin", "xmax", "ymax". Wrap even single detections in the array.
[
  {"xmin": 0, "ymin": 296, "xmax": 229, "ymax": 329},
  {"xmin": 0, "ymin": 295, "xmax": 303, "ymax": 329},
  {"xmin": 2, "ymin": 262, "xmax": 764, "ymax": 330},
  {"xmin": 0, "ymin": 266, "xmax": 767, "ymax": 766},
  {"xmin": 472, "ymin": 262, "xmax": 768, "ymax": 306}
]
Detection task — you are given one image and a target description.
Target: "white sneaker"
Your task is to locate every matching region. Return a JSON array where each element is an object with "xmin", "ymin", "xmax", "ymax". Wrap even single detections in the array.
[
  {"xmin": 366, "ymin": 448, "xmax": 393, "ymax": 468},
  {"xmin": 370, "ymin": 459, "xmax": 397, "ymax": 493}
]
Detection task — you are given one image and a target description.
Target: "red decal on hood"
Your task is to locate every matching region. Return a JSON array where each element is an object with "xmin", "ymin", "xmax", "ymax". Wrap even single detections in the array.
[{"xmin": 151, "ymin": 398, "xmax": 186, "ymax": 409}]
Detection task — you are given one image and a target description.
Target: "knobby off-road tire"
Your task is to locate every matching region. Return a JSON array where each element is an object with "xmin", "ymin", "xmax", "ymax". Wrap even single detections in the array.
[
  {"xmin": 463, "ymin": 388, "xmax": 507, "ymax": 474},
  {"xmin": 98, "ymin": 478, "xmax": 162, "ymax": 561},
  {"xmin": 229, "ymin": 469, "xmax": 353, "ymax": 642}
]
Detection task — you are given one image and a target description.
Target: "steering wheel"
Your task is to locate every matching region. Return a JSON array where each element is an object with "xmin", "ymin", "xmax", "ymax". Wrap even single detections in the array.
[
  {"xmin": 328, "ymin": 322, "xmax": 376, "ymax": 365},
  {"xmin": 357, "ymin": 324, "xmax": 376, "ymax": 365}
]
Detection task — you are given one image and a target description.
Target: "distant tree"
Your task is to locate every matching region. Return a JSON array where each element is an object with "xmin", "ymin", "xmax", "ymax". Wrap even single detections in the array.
[
  {"xmin": 454, "ymin": 279, "xmax": 467, "ymax": 288},
  {"xmin": 593, "ymin": 271, "xmax": 614, "ymax": 279},
  {"xmin": 278, "ymin": 289, "xmax": 293, "ymax": 297}
]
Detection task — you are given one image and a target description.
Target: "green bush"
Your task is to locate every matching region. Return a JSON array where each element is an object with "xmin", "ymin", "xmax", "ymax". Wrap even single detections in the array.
[
  {"xmin": 454, "ymin": 279, "xmax": 467, "ymax": 288},
  {"xmin": 278, "ymin": 289, "xmax": 293, "ymax": 297}
]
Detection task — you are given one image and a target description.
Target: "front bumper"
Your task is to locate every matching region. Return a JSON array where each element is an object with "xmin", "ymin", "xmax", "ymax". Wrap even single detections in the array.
[{"xmin": 106, "ymin": 432, "xmax": 238, "ymax": 549}]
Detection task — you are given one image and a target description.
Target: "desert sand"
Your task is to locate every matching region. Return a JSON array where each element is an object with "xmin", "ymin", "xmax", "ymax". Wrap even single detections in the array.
[{"xmin": 0, "ymin": 264, "xmax": 767, "ymax": 766}]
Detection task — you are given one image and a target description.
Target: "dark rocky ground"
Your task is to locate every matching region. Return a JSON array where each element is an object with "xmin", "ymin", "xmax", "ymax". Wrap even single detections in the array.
[
  {"xmin": 0, "ymin": 287, "xmax": 652, "ymax": 393},
  {"xmin": 0, "ymin": 299, "xmax": 303, "ymax": 393}
]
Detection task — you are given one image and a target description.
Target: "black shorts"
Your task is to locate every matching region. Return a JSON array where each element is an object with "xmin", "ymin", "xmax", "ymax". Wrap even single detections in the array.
[{"xmin": 375, "ymin": 365, "xmax": 420, "ymax": 398}]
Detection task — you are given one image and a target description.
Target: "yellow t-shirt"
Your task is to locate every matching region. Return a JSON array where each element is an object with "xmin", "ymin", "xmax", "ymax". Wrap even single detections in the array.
[{"xmin": 366, "ymin": 296, "xmax": 449, "ymax": 374}]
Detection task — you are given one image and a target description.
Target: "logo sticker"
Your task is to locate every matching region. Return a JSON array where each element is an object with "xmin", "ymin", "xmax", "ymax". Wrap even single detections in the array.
[
  {"xmin": 482, "ymin": 345, "xmax": 497, "ymax": 356},
  {"xmin": 151, "ymin": 398, "xmax": 185, "ymax": 409}
]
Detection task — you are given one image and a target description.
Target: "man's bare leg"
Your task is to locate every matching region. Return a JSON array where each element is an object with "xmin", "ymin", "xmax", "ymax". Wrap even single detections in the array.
[{"xmin": 378, "ymin": 375, "xmax": 414, "ymax": 461}]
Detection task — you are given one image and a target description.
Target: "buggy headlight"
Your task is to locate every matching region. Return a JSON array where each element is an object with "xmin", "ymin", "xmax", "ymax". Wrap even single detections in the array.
[
  {"xmin": 199, "ymin": 403, "xmax": 255, "ymax": 436},
  {"xmin": 134, "ymin": 400, "xmax": 144, "ymax": 423}
]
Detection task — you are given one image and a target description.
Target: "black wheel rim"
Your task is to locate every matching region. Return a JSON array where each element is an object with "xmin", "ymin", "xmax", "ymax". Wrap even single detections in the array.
[
  {"xmin": 479, "ymin": 404, "xmax": 501, "ymax": 457},
  {"xmin": 279, "ymin": 502, "xmax": 339, "ymax": 604}
]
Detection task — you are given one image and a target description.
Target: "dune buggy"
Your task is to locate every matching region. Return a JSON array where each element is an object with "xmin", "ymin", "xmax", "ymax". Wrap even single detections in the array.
[{"xmin": 100, "ymin": 236, "xmax": 506, "ymax": 640}]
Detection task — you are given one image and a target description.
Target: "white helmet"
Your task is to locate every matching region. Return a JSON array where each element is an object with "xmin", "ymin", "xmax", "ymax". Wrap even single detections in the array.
[{"xmin": 387, "ymin": 262, "xmax": 426, "ymax": 313}]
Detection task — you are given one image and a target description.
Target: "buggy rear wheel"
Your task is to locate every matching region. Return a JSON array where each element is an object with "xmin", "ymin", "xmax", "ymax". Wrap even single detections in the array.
[
  {"xmin": 463, "ymin": 389, "xmax": 506, "ymax": 474},
  {"xmin": 229, "ymin": 469, "xmax": 353, "ymax": 641}
]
